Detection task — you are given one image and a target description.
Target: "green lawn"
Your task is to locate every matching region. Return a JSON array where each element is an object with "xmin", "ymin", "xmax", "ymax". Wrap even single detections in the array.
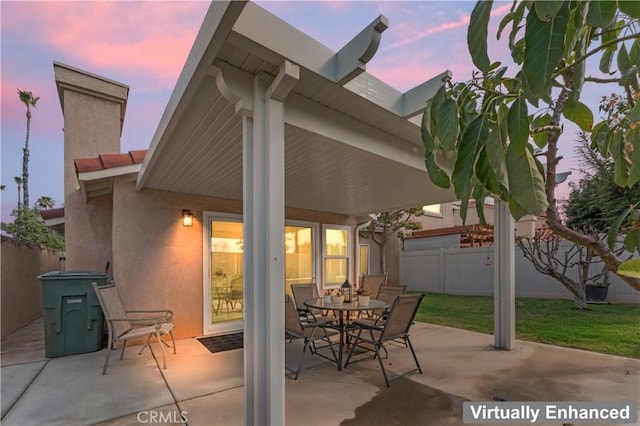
[{"xmin": 414, "ymin": 293, "xmax": 640, "ymax": 359}]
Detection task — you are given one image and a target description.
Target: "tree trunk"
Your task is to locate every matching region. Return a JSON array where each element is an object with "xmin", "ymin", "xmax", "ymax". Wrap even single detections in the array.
[
  {"xmin": 573, "ymin": 287, "xmax": 588, "ymax": 310},
  {"xmin": 545, "ymin": 84, "xmax": 640, "ymax": 292},
  {"xmin": 22, "ymin": 109, "xmax": 31, "ymax": 208}
]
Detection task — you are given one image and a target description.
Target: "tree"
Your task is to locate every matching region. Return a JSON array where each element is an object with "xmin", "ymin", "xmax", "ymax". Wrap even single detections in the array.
[
  {"xmin": 14, "ymin": 176, "xmax": 23, "ymax": 209},
  {"xmin": 18, "ymin": 89, "xmax": 39, "ymax": 210},
  {"xmin": 1, "ymin": 207, "xmax": 64, "ymax": 250},
  {"xmin": 517, "ymin": 231, "xmax": 611, "ymax": 310},
  {"xmin": 359, "ymin": 208, "xmax": 425, "ymax": 274},
  {"xmin": 35, "ymin": 196, "xmax": 55, "ymax": 210},
  {"xmin": 517, "ymin": 131, "xmax": 637, "ymax": 309},
  {"xmin": 420, "ymin": 1, "xmax": 640, "ymax": 291}
]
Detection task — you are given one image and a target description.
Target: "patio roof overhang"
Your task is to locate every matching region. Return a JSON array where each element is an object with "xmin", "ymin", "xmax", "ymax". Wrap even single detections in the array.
[{"xmin": 136, "ymin": 1, "xmax": 456, "ymax": 217}]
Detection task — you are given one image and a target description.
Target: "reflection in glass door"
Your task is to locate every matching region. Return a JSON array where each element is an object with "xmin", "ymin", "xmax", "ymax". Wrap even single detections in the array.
[{"xmin": 285, "ymin": 224, "xmax": 315, "ymax": 295}]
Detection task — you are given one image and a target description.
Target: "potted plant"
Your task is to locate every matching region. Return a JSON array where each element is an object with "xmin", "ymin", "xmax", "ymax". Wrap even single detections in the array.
[
  {"xmin": 358, "ymin": 289, "xmax": 371, "ymax": 306},
  {"xmin": 322, "ymin": 290, "xmax": 332, "ymax": 304},
  {"xmin": 331, "ymin": 289, "xmax": 344, "ymax": 305},
  {"xmin": 586, "ymin": 269, "xmax": 610, "ymax": 303}
]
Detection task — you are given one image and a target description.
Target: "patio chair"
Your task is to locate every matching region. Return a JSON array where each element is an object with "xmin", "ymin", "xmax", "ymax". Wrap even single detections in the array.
[
  {"xmin": 291, "ymin": 283, "xmax": 323, "ymax": 319},
  {"xmin": 370, "ymin": 284, "xmax": 407, "ymax": 319},
  {"xmin": 285, "ymin": 294, "xmax": 339, "ymax": 379},
  {"xmin": 92, "ymin": 282, "xmax": 176, "ymax": 375},
  {"xmin": 344, "ymin": 293, "xmax": 425, "ymax": 387},
  {"xmin": 228, "ymin": 275, "xmax": 243, "ymax": 311},
  {"xmin": 360, "ymin": 273, "xmax": 388, "ymax": 298}
]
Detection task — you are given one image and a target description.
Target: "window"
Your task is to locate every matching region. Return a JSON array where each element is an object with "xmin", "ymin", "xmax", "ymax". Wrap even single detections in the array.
[
  {"xmin": 323, "ymin": 225, "xmax": 351, "ymax": 287},
  {"xmin": 423, "ymin": 204, "xmax": 442, "ymax": 215}
]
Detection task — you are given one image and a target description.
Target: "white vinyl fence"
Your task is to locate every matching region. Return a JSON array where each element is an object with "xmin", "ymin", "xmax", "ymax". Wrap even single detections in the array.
[{"xmin": 400, "ymin": 243, "xmax": 640, "ymax": 304}]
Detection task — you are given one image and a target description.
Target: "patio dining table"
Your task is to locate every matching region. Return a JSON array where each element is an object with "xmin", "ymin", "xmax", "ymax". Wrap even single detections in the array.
[{"xmin": 304, "ymin": 297, "xmax": 388, "ymax": 371}]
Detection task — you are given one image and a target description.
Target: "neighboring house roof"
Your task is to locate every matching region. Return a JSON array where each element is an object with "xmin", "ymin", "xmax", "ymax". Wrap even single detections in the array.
[
  {"xmin": 40, "ymin": 207, "xmax": 65, "ymax": 236},
  {"xmin": 40, "ymin": 207, "xmax": 65, "ymax": 222},
  {"xmin": 74, "ymin": 150, "xmax": 147, "ymax": 201},
  {"xmin": 408, "ymin": 224, "xmax": 495, "ymax": 247}
]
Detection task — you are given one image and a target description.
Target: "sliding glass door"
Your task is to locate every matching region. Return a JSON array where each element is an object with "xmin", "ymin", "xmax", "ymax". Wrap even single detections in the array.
[{"xmin": 203, "ymin": 213, "xmax": 317, "ymax": 335}]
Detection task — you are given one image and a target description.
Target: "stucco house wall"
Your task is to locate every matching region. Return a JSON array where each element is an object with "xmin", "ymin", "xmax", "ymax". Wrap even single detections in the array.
[{"xmin": 73, "ymin": 166, "xmax": 355, "ymax": 339}]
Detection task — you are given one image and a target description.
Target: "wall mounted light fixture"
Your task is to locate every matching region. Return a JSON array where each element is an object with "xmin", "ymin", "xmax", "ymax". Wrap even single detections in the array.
[{"xmin": 182, "ymin": 209, "xmax": 194, "ymax": 227}]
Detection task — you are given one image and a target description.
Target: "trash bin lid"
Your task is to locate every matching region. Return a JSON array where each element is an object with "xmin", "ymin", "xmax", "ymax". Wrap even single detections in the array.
[{"xmin": 38, "ymin": 271, "xmax": 107, "ymax": 280}]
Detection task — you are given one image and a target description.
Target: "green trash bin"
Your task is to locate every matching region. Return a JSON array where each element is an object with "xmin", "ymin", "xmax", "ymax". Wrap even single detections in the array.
[{"xmin": 39, "ymin": 271, "xmax": 108, "ymax": 357}]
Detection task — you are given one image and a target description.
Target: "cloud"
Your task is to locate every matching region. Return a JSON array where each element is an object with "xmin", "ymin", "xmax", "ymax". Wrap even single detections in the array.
[
  {"xmin": 3, "ymin": 1, "xmax": 208, "ymax": 92},
  {"xmin": 385, "ymin": 2, "xmax": 511, "ymax": 51}
]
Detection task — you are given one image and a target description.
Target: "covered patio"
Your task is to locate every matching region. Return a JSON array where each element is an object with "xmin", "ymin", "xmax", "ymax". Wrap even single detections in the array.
[
  {"xmin": 2, "ymin": 318, "xmax": 638, "ymax": 425},
  {"xmin": 123, "ymin": 2, "xmax": 517, "ymax": 423}
]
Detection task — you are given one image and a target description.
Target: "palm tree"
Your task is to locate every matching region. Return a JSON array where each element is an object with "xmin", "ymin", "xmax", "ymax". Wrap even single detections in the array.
[
  {"xmin": 35, "ymin": 196, "xmax": 55, "ymax": 210},
  {"xmin": 18, "ymin": 89, "xmax": 40, "ymax": 209},
  {"xmin": 14, "ymin": 176, "xmax": 23, "ymax": 208}
]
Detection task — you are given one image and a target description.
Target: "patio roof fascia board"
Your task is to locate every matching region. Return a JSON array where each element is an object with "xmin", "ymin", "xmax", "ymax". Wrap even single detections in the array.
[{"xmin": 137, "ymin": 0, "xmax": 248, "ymax": 191}]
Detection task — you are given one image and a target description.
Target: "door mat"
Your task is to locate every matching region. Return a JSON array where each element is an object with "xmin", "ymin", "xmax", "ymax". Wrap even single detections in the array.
[{"xmin": 198, "ymin": 332, "xmax": 243, "ymax": 354}]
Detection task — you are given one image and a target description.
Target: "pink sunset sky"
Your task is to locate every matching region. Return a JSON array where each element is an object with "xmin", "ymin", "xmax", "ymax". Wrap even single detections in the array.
[{"xmin": 0, "ymin": 1, "xmax": 604, "ymax": 224}]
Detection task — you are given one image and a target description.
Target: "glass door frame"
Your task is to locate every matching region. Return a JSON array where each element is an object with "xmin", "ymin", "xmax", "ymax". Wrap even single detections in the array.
[
  {"xmin": 203, "ymin": 211, "xmax": 244, "ymax": 336},
  {"xmin": 202, "ymin": 212, "xmax": 319, "ymax": 336}
]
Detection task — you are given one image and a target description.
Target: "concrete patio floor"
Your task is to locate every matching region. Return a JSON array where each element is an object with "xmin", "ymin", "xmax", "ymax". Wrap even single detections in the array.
[{"xmin": 1, "ymin": 318, "xmax": 638, "ymax": 426}]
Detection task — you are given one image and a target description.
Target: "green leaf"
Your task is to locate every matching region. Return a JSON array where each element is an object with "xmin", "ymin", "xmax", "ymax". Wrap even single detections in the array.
[
  {"xmin": 617, "ymin": 44, "xmax": 632, "ymax": 77},
  {"xmin": 535, "ymin": 1, "xmax": 564, "ymax": 21},
  {"xmin": 623, "ymin": 231, "xmax": 640, "ymax": 253},
  {"xmin": 472, "ymin": 182, "xmax": 490, "ymax": 226},
  {"xmin": 585, "ymin": 0, "xmax": 616, "ymax": 27},
  {"xmin": 506, "ymin": 146, "xmax": 548, "ymax": 215},
  {"xmin": 626, "ymin": 127, "xmax": 640, "ymax": 187},
  {"xmin": 485, "ymin": 124, "xmax": 510, "ymax": 197},
  {"xmin": 452, "ymin": 114, "xmax": 489, "ymax": 200},
  {"xmin": 425, "ymin": 153, "xmax": 451, "ymax": 189},
  {"xmin": 434, "ymin": 98, "xmax": 459, "ymax": 152},
  {"xmin": 508, "ymin": 198, "xmax": 529, "ymax": 221},
  {"xmin": 523, "ymin": 2, "xmax": 569, "ymax": 98},
  {"xmin": 467, "ymin": 0, "xmax": 493, "ymax": 74},
  {"xmin": 564, "ymin": 1, "xmax": 588, "ymax": 56},
  {"xmin": 611, "ymin": 132, "xmax": 631, "ymax": 186},
  {"xmin": 617, "ymin": 259, "xmax": 640, "ymax": 279},
  {"xmin": 531, "ymin": 114, "xmax": 552, "ymax": 148},
  {"xmin": 618, "ymin": 1, "xmax": 640, "ymax": 19},
  {"xmin": 421, "ymin": 113, "xmax": 434, "ymax": 155},
  {"xmin": 475, "ymin": 146, "xmax": 502, "ymax": 196},
  {"xmin": 508, "ymin": 96, "xmax": 530, "ymax": 155},
  {"xmin": 497, "ymin": 11, "xmax": 514, "ymax": 40},
  {"xmin": 590, "ymin": 121, "xmax": 610, "ymax": 154},
  {"xmin": 607, "ymin": 203, "xmax": 635, "ymax": 249},
  {"xmin": 562, "ymin": 99, "xmax": 593, "ymax": 131}
]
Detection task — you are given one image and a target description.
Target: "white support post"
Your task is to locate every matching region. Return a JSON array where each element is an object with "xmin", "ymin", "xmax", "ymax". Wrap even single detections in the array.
[
  {"xmin": 493, "ymin": 199, "xmax": 515, "ymax": 350},
  {"xmin": 243, "ymin": 61, "xmax": 298, "ymax": 426}
]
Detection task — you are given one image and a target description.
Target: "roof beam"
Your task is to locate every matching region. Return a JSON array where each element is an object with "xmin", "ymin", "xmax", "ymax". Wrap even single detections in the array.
[
  {"xmin": 265, "ymin": 60, "xmax": 299, "ymax": 101},
  {"xmin": 335, "ymin": 15, "xmax": 388, "ymax": 85},
  {"xmin": 397, "ymin": 70, "xmax": 452, "ymax": 118}
]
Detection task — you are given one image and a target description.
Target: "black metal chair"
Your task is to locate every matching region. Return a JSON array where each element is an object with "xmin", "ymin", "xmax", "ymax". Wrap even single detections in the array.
[
  {"xmin": 344, "ymin": 293, "xmax": 425, "ymax": 387},
  {"xmin": 285, "ymin": 294, "xmax": 339, "ymax": 379}
]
